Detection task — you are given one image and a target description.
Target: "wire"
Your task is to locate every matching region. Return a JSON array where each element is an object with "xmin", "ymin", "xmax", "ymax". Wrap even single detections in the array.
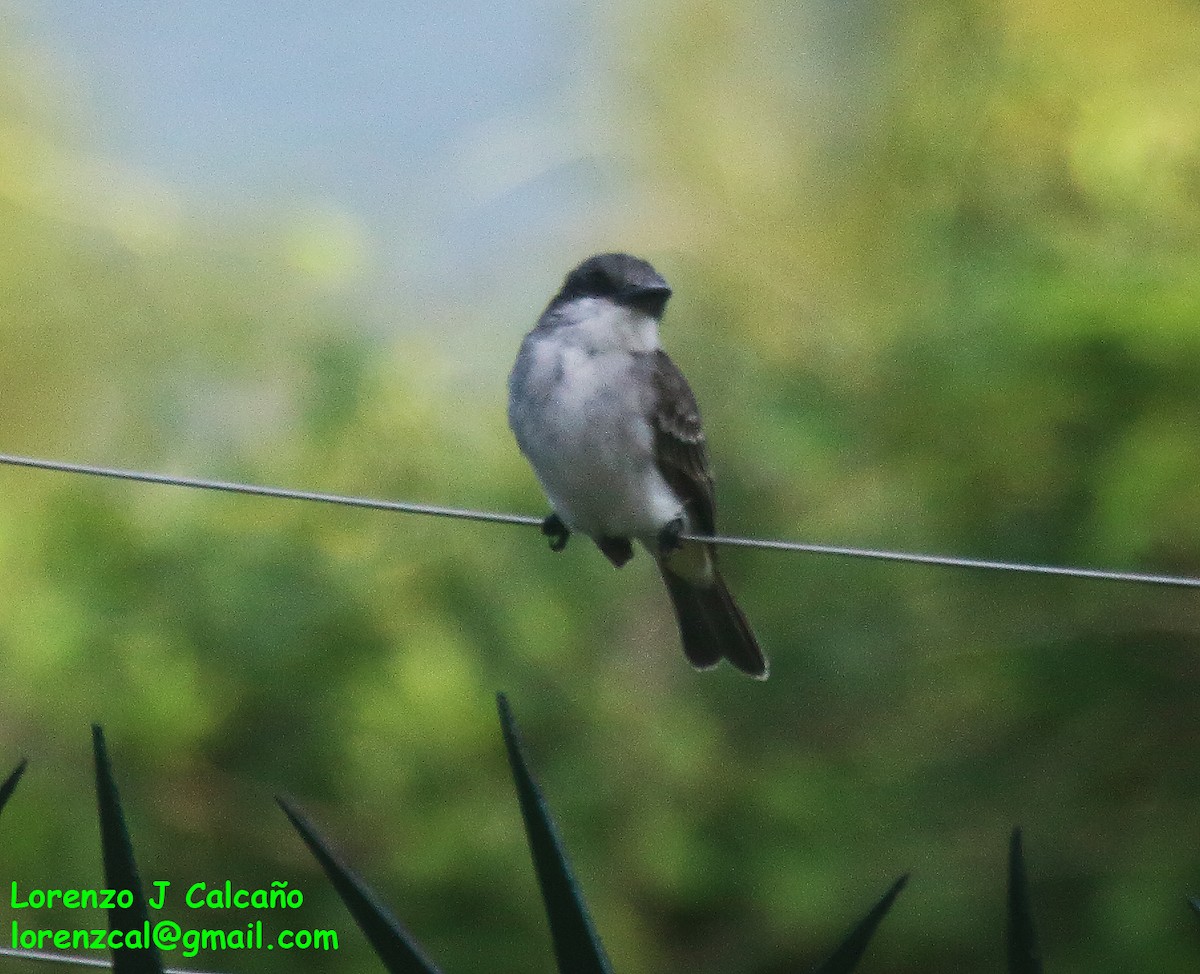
[
  {"xmin": 0, "ymin": 452, "xmax": 542, "ymax": 527},
  {"xmin": 701, "ymin": 534, "xmax": 1200, "ymax": 587},
  {"xmin": 1, "ymin": 452, "xmax": 1197, "ymax": 590},
  {"xmin": 0, "ymin": 944, "xmax": 220, "ymax": 973}
]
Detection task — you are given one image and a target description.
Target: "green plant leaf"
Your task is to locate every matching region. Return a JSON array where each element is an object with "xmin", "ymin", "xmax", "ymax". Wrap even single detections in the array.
[
  {"xmin": 0, "ymin": 759, "xmax": 27, "ymax": 820},
  {"xmin": 811, "ymin": 873, "xmax": 909, "ymax": 973},
  {"xmin": 1007, "ymin": 827, "xmax": 1043, "ymax": 974},
  {"xmin": 92, "ymin": 725, "xmax": 164, "ymax": 974},
  {"xmin": 496, "ymin": 692, "xmax": 612, "ymax": 974},
  {"xmin": 277, "ymin": 796, "xmax": 444, "ymax": 974}
]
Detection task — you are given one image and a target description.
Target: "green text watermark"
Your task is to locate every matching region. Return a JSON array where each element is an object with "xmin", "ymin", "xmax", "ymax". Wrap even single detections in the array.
[{"xmin": 6, "ymin": 881, "xmax": 339, "ymax": 958}]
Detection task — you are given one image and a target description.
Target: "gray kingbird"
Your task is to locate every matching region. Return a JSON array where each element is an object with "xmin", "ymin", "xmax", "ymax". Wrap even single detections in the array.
[{"xmin": 508, "ymin": 253, "xmax": 767, "ymax": 678}]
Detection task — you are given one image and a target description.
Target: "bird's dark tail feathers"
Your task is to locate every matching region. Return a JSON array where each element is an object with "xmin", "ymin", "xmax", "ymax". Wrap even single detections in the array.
[{"xmin": 658, "ymin": 562, "xmax": 767, "ymax": 679}]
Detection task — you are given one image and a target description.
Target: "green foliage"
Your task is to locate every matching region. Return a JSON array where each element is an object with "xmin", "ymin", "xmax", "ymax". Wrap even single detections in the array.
[
  {"xmin": 92, "ymin": 725, "xmax": 164, "ymax": 974},
  {"xmin": 497, "ymin": 692, "xmax": 613, "ymax": 974},
  {"xmin": 0, "ymin": 2, "xmax": 1198, "ymax": 972},
  {"xmin": 279, "ymin": 796, "xmax": 445, "ymax": 974},
  {"xmin": 1008, "ymin": 829, "xmax": 1043, "ymax": 974}
]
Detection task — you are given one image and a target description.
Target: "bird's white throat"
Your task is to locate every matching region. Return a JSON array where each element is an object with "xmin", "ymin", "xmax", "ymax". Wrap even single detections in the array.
[{"xmin": 554, "ymin": 296, "xmax": 661, "ymax": 355}]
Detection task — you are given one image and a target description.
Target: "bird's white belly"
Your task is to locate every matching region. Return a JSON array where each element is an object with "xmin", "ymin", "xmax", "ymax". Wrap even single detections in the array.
[{"xmin": 512, "ymin": 344, "xmax": 682, "ymax": 541}]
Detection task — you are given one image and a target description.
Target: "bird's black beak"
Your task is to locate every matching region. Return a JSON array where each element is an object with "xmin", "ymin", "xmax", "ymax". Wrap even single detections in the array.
[{"xmin": 625, "ymin": 282, "xmax": 672, "ymax": 318}]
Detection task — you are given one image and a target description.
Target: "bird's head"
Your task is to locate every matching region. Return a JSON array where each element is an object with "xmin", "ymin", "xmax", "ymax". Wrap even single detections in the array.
[{"xmin": 556, "ymin": 253, "xmax": 672, "ymax": 319}]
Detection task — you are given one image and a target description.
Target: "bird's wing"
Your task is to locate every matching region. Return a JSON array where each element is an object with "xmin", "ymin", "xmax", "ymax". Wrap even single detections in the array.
[{"xmin": 650, "ymin": 349, "xmax": 717, "ymax": 537}]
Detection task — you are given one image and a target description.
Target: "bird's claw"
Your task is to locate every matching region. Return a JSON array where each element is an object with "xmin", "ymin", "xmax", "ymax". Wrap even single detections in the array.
[
  {"xmin": 657, "ymin": 516, "xmax": 686, "ymax": 556},
  {"xmin": 542, "ymin": 513, "xmax": 570, "ymax": 552}
]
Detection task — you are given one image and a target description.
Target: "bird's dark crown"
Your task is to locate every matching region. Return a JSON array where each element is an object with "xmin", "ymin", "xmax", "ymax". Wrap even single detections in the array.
[{"xmin": 554, "ymin": 253, "xmax": 672, "ymax": 318}]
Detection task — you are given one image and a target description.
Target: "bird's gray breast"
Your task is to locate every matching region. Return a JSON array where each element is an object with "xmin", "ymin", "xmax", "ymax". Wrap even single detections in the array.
[{"xmin": 508, "ymin": 333, "xmax": 681, "ymax": 540}]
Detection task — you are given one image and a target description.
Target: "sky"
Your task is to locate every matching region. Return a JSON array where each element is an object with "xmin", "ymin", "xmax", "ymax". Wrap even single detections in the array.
[{"xmin": 19, "ymin": 0, "xmax": 612, "ymax": 306}]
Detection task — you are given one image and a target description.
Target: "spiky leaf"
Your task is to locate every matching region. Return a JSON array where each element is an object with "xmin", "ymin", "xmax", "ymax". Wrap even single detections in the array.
[
  {"xmin": 497, "ymin": 692, "xmax": 612, "ymax": 974},
  {"xmin": 93, "ymin": 725, "xmax": 163, "ymax": 974},
  {"xmin": 0, "ymin": 759, "xmax": 27, "ymax": 819},
  {"xmin": 1007, "ymin": 827, "xmax": 1043, "ymax": 974},
  {"xmin": 811, "ymin": 873, "xmax": 908, "ymax": 973},
  {"xmin": 278, "ymin": 797, "xmax": 443, "ymax": 974}
]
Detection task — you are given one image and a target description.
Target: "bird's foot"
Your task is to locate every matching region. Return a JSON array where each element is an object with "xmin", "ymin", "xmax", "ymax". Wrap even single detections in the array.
[
  {"xmin": 597, "ymin": 536, "xmax": 634, "ymax": 568},
  {"xmin": 542, "ymin": 513, "xmax": 570, "ymax": 552},
  {"xmin": 657, "ymin": 516, "xmax": 686, "ymax": 556}
]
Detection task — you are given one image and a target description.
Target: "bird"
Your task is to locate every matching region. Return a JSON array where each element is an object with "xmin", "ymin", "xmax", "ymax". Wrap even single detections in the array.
[{"xmin": 507, "ymin": 253, "xmax": 766, "ymax": 678}]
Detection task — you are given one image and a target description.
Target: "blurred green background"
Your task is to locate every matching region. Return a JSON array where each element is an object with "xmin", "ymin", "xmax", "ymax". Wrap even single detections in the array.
[{"xmin": 2, "ymin": 0, "xmax": 1199, "ymax": 971}]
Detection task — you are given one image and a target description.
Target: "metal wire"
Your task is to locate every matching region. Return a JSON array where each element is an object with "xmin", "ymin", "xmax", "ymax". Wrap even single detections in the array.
[
  {"xmin": 0, "ymin": 452, "xmax": 542, "ymax": 527},
  {"xmin": 0, "ymin": 944, "xmax": 219, "ymax": 973},
  {"xmin": 2, "ymin": 452, "xmax": 1197, "ymax": 589}
]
